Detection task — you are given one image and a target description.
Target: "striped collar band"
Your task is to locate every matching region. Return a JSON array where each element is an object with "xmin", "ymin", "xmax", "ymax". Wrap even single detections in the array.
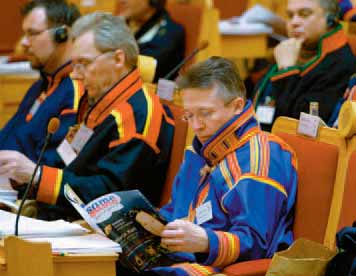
[
  {"xmin": 193, "ymin": 100, "xmax": 260, "ymax": 166},
  {"xmin": 84, "ymin": 68, "xmax": 143, "ymax": 129}
]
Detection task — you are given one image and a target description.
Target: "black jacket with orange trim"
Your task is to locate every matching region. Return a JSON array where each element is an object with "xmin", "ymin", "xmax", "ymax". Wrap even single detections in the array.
[
  {"xmin": 253, "ymin": 25, "xmax": 356, "ymax": 129},
  {"xmin": 35, "ymin": 69, "xmax": 174, "ymax": 220}
]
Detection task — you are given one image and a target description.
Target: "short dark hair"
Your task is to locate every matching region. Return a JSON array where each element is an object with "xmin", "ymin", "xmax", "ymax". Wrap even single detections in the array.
[
  {"xmin": 21, "ymin": 0, "xmax": 81, "ymax": 27},
  {"xmin": 150, "ymin": 0, "xmax": 167, "ymax": 10},
  {"xmin": 176, "ymin": 56, "xmax": 246, "ymax": 103},
  {"xmin": 319, "ymin": 0, "xmax": 340, "ymax": 19}
]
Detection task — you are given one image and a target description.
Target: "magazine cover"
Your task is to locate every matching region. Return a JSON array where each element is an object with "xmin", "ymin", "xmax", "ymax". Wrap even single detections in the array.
[{"xmin": 64, "ymin": 184, "xmax": 173, "ymax": 272}]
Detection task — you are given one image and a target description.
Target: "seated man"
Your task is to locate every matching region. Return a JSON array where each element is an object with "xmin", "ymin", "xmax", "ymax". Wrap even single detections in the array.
[
  {"xmin": 118, "ymin": 0, "xmax": 185, "ymax": 82},
  {"xmin": 0, "ymin": 0, "xmax": 83, "ymax": 167},
  {"xmin": 144, "ymin": 57, "xmax": 297, "ymax": 275},
  {"xmin": 0, "ymin": 13, "xmax": 174, "ymax": 220},
  {"xmin": 253, "ymin": 0, "xmax": 356, "ymax": 130}
]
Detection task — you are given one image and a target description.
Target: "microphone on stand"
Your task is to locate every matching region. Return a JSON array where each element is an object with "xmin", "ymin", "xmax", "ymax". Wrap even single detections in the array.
[
  {"xmin": 15, "ymin": 117, "xmax": 60, "ymax": 236},
  {"xmin": 164, "ymin": 40, "xmax": 209, "ymax": 80},
  {"xmin": 156, "ymin": 41, "xmax": 209, "ymax": 101}
]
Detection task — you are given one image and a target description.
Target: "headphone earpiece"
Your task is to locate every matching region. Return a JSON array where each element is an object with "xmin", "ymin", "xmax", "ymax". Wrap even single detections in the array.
[
  {"xmin": 149, "ymin": 0, "xmax": 158, "ymax": 8},
  {"xmin": 53, "ymin": 26, "xmax": 68, "ymax": 43},
  {"xmin": 149, "ymin": 0, "xmax": 165, "ymax": 9},
  {"xmin": 326, "ymin": 13, "xmax": 338, "ymax": 28}
]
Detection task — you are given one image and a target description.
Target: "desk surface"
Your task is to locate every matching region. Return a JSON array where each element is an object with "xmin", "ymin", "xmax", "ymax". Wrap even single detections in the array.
[
  {"xmin": 0, "ymin": 236, "xmax": 118, "ymax": 276},
  {"xmin": 221, "ymin": 33, "xmax": 269, "ymax": 59},
  {"xmin": 0, "ymin": 73, "xmax": 36, "ymax": 128}
]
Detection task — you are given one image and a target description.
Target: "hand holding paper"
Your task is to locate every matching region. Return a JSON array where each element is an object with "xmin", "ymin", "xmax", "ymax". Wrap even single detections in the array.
[{"xmin": 0, "ymin": 150, "xmax": 35, "ymax": 184}]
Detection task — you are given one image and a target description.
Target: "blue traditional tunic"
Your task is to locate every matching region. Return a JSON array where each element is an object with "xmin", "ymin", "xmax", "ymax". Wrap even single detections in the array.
[
  {"xmin": 151, "ymin": 101, "xmax": 298, "ymax": 275},
  {"xmin": 0, "ymin": 62, "xmax": 84, "ymax": 167},
  {"xmin": 339, "ymin": 0, "xmax": 356, "ymax": 21}
]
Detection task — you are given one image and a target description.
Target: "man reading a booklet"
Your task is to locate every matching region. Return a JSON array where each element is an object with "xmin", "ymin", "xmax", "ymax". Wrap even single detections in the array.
[
  {"xmin": 0, "ymin": 13, "xmax": 174, "ymax": 220},
  {"xmin": 145, "ymin": 57, "xmax": 298, "ymax": 275}
]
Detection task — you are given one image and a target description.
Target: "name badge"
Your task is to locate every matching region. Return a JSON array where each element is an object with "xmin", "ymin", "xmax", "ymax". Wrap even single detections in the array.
[
  {"xmin": 256, "ymin": 105, "xmax": 275, "ymax": 125},
  {"xmin": 297, "ymin": 112, "xmax": 320, "ymax": 138},
  {"xmin": 157, "ymin": 78, "xmax": 176, "ymax": 101},
  {"xmin": 57, "ymin": 139, "xmax": 77, "ymax": 166},
  {"xmin": 28, "ymin": 99, "xmax": 41, "ymax": 118},
  {"xmin": 70, "ymin": 124, "xmax": 94, "ymax": 153},
  {"xmin": 196, "ymin": 201, "xmax": 213, "ymax": 225}
]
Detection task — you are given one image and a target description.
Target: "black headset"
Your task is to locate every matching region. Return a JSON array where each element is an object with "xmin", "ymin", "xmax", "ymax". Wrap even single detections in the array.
[
  {"xmin": 52, "ymin": 25, "xmax": 68, "ymax": 43},
  {"xmin": 326, "ymin": 13, "xmax": 339, "ymax": 28},
  {"xmin": 50, "ymin": 2, "xmax": 80, "ymax": 44},
  {"xmin": 149, "ymin": 0, "xmax": 166, "ymax": 10}
]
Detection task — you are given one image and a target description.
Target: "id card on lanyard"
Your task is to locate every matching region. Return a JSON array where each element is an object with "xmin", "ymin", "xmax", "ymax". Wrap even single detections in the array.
[
  {"xmin": 57, "ymin": 124, "xmax": 94, "ymax": 165},
  {"xmin": 196, "ymin": 201, "xmax": 213, "ymax": 225},
  {"xmin": 26, "ymin": 93, "xmax": 47, "ymax": 121}
]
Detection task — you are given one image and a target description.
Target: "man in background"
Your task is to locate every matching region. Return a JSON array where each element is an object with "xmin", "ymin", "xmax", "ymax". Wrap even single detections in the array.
[
  {"xmin": 118, "ymin": 0, "xmax": 185, "ymax": 82},
  {"xmin": 253, "ymin": 0, "xmax": 356, "ymax": 130},
  {"xmin": 0, "ymin": 0, "xmax": 83, "ymax": 168}
]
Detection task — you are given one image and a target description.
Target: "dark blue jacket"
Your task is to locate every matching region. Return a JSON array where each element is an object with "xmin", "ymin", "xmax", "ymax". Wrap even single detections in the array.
[
  {"xmin": 339, "ymin": 0, "xmax": 356, "ymax": 21},
  {"xmin": 0, "ymin": 62, "xmax": 84, "ymax": 167},
  {"xmin": 135, "ymin": 9, "xmax": 185, "ymax": 82}
]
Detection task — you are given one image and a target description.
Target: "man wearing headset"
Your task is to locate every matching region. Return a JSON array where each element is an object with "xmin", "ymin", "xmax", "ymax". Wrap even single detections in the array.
[
  {"xmin": 0, "ymin": 0, "xmax": 83, "ymax": 168},
  {"xmin": 253, "ymin": 0, "xmax": 356, "ymax": 130},
  {"xmin": 118, "ymin": 0, "xmax": 185, "ymax": 82}
]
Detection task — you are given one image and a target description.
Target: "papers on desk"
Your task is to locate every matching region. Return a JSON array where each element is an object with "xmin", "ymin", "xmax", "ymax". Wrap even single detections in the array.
[
  {"xmin": 240, "ymin": 4, "xmax": 285, "ymax": 27},
  {"xmin": 27, "ymin": 234, "xmax": 122, "ymax": 254},
  {"xmin": 0, "ymin": 210, "xmax": 89, "ymax": 238},
  {"xmin": 0, "ymin": 56, "xmax": 9, "ymax": 64},
  {"xmin": 0, "ymin": 61, "xmax": 39, "ymax": 75},
  {"xmin": 219, "ymin": 20, "xmax": 273, "ymax": 35},
  {"xmin": 219, "ymin": 4, "xmax": 286, "ymax": 37}
]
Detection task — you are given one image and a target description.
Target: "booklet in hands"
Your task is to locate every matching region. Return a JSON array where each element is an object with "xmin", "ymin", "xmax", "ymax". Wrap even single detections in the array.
[{"xmin": 64, "ymin": 184, "xmax": 173, "ymax": 272}]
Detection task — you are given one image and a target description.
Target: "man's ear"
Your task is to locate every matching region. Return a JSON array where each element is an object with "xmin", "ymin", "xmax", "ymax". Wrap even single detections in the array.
[
  {"xmin": 231, "ymin": 97, "xmax": 245, "ymax": 114},
  {"xmin": 114, "ymin": 49, "xmax": 126, "ymax": 70}
]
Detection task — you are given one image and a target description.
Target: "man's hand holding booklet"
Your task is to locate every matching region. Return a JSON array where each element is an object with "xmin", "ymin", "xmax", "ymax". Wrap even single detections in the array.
[{"xmin": 64, "ymin": 184, "xmax": 173, "ymax": 273}]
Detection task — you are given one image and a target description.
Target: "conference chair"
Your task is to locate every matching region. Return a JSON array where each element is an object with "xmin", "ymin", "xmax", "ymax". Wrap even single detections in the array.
[
  {"xmin": 166, "ymin": 1, "xmax": 221, "ymax": 67},
  {"xmin": 214, "ymin": 0, "xmax": 248, "ymax": 19},
  {"xmin": 159, "ymin": 99, "xmax": 188, "ymax": 206},
  {"xmin": 137, "ymin": 55, "xmax": 157, "ymax": 83},
  {"xmin": 223, "ymin": 116, "xmax": 348, "ymax": 275},
  {"xmin": 336, "ymin": 101, "xmax": 356, "ymax": 231}
]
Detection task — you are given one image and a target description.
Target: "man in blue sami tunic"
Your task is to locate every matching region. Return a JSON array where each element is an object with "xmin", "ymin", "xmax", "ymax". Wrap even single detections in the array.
[{"xmin": 149, "ymin": 57, "xmax": 298, "ymax": 276}]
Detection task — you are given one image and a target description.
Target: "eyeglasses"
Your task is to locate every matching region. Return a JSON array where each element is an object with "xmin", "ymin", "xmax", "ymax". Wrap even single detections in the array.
[
  {"xmin": 72, "ymin": 51, "xmax": 114, "ymax": 72},
  {"xmin": 23, "ymin": 28, "xmax": 52, "ymax": 40},
  {"xmin": 182, "ymin": 99, "xmax": 236, "ymax": 123},
  {"xmin": 182, "ymin": 109, "xmax": 217, "ymax": 123}
]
